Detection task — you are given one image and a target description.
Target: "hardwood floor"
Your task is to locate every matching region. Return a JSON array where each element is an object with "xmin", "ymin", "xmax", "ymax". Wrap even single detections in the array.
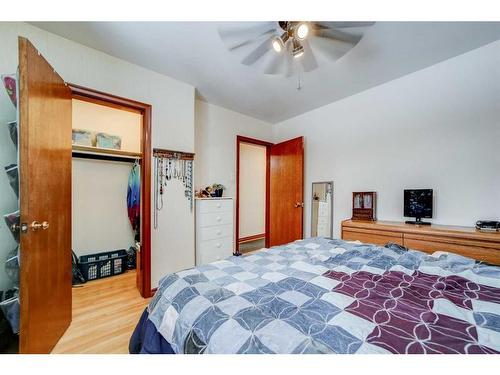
[
  {"xmin": 51, "ymin": 270, "xmax": 150, "ymax": 354},
  {"xmin": 239, "ymin": 238, "xmax": 266, "ymax": 254}
]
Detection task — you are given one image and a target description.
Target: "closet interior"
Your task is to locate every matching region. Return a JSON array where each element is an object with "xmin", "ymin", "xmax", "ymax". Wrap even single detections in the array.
[{"xmin": 71, "ymin": 96, "xmax": 143, "ymax": 291}]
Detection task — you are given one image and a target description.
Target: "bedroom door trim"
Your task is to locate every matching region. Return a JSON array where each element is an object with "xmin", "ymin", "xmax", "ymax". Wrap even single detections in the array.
[
  {"xmin": 235, "ymin": 135, "xmax": 273, "ymax": 255},
  {"xmin": 68, "ymin": 84, "xmax": 153, "ymax": 298}
]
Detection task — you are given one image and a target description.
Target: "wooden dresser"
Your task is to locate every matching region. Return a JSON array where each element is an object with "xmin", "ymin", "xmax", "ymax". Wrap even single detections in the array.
[
  {"xmin": 195, "ymin": 198, "xmax": 234, "ymax": 266},
  {"xmin": 341, "ymin": 219, "xmax": 500, "ymax": 265}
]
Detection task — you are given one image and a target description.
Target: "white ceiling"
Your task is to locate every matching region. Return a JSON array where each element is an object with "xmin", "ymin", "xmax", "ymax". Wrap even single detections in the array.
[{"xmin": 32, "ymin": 22, "xmax": 500, "ymax": 124}]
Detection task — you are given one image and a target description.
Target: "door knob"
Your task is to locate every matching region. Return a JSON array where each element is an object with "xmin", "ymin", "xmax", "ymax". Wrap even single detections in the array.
[
  {"xmin": 294, "ymin": 202, "xmax": 304, "ymax": 208},
  {"xmin": 30, "ymin": 221, "xmax": 49, "ymax": 231}
]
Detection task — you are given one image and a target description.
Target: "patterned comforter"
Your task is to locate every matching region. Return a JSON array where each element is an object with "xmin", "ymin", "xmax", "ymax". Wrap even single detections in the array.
[{"xmin": 147, "ymin": 238, "xmax": 500, "ymax": 354}]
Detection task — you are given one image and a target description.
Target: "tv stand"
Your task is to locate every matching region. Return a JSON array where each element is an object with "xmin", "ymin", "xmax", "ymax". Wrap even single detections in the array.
[{"xmin": 405, "ymin": 218, "xmax": 431, "ymax": 225}]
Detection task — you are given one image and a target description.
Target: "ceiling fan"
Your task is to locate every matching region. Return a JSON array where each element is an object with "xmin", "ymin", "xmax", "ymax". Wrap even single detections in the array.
[{"xmin": 218, "ymin": 21, "xmax": 375, "ymax": 76}]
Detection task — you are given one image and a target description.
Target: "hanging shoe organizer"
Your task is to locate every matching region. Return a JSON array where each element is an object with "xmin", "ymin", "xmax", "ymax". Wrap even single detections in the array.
[
  {"xmin": 1, "ymin": 72, "xmax": 20, "ymax": 337},
  {"xmin": 153, "ymin": 148, "xmax": 195, "ymax": 229}
]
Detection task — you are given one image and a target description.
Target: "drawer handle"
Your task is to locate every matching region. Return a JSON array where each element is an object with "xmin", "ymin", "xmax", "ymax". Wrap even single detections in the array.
[
  {"xmin": 216, "ymin": 216, "xmax": 222, "ymax": 222},
  {"xmin": 217, "ymin": 203, "xmax": 221, "ymax": 208},
  {"xmin": 216, "ymin": 230, "xmax": 222, "ymax": 235},
  {"xmin": 215, "ymin": 243, "xmax": 221, "ymax": 248}
]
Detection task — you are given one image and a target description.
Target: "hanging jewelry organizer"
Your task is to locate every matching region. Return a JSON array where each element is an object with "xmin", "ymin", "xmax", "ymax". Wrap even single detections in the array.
[{"xmin": 153, "ymin": 148, "xmax": 194, "ymax": 229}]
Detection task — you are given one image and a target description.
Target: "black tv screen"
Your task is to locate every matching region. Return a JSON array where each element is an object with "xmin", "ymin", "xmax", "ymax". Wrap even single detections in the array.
[{"xmin": 404, "ymin": 189, "xmax": 433, "ymax": 219}]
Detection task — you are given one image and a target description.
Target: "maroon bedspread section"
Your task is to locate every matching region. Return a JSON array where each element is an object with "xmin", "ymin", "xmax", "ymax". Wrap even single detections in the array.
[{"xmin": 324, "ymin": 270, "xmax": 500, "ymax": 354}]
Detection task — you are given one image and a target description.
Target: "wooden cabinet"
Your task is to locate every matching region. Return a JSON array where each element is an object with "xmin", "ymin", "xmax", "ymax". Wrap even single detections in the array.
[
  {"xmin": 341, "ymin": 219, "xmax": 500, "ymax": 265},
  {"xmin": 352, "ymin": 192, "xmax": 376, "ymax": 221},
  {"xmin": 195, "ymin": 198, "xmax": 234, "ymax": 266}
]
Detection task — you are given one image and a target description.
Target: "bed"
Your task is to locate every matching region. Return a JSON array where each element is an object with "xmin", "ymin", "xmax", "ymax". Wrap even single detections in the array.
[{"xmin": 129, "ymin": 237, "xmax": 500, "ymax": 354}]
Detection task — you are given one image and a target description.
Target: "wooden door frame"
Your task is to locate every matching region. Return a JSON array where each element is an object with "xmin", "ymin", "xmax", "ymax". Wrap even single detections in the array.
[
  {"xmin": 68, "ymin": 84, "xmax": 153, "ymax": 298},
  {"xmin": 235, "ymin": 136, "xmax": 273, "ymax": 255}
]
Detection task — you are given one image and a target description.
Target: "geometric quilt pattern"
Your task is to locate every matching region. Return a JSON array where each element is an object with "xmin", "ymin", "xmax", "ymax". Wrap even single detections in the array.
[{"xmin": 147, "ymin": 237, "xmax": 500, "ymax": 354}]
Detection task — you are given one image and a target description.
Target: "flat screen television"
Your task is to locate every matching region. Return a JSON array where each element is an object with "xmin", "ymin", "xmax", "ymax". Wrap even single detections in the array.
[{"xmin": 404, "ymin": 189, "xmax": 433, "ymax": 225}]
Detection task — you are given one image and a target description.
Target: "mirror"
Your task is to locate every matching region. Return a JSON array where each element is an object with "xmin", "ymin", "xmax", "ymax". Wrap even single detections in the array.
[{"xmin": 311, "ymin": 181, "xmax": 333, "ymax": 238}]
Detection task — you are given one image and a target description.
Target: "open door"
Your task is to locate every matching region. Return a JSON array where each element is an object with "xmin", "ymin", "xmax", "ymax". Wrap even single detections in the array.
[
  {"xmin": 269, "ymin": 137, "xmax": 304, "ymax": 247},
  {"xmin": 18, "ymin": 37, "xmax": 72, "ymax": 353}
]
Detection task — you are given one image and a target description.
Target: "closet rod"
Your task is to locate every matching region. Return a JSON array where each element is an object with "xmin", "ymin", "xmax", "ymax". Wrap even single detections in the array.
[{"xmin": 72, "ymin": 151, "xmax": 141, "ymax": 163}]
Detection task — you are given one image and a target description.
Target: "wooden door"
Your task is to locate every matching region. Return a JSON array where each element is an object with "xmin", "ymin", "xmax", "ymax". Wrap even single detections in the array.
[
  {"xmin": 269, "ymin": 137, "xmax": 304, "ymax": 246},
  {"xmin": 18, "ymin": 37, "xmax": 73, "ymax": 353}
]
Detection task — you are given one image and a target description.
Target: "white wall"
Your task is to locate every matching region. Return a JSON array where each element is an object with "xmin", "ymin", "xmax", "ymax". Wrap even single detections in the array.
[
  {"xmin": 72, "ymin": 159, "xmax": 136, "ymax": 256},
  {"xmin": 239, "ymin": 143, "xmax": 266, "ymax": 239},
  {"xmin": 0, "ymin": 22, "xmax": 196, "ymax": 288},
  {"xmin": 273, "ymin": 40, "xmax": 500, "ymax": 239}
]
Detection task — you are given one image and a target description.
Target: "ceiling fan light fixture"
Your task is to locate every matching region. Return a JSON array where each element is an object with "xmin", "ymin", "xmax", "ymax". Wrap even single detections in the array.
[
  {"xmin": 295, "ymin": 22, "xmax": 309, "ymax": 40},
  {"xmin": 271, "ymin": 37, "xmax": 283, "ymax": 53},
  {"xmin": 292, "ymin": 40, "xmax": 304, "ymax": 58},
  {"xmin": 272, "ymin": 32, "xmax": 289, "ymax": 53}
]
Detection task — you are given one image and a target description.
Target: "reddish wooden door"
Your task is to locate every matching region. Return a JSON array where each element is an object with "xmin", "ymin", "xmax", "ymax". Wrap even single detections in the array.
[
  {"xmin": 269, "ymin": 137, "xmax": 304, "ymax": 247},
  {"xmin": 18, "ymin": 37, "xmax": 73, "ymax": 353}
]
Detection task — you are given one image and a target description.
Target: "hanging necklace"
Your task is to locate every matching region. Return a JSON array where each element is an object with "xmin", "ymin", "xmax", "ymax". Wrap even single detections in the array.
[
  {"xmin": 154, "ymin": 152, "xmax": 195, "ymax": 230},
  {"xmin": 158, "ymin": 157, "xmax": 164, "ymax": 209}
]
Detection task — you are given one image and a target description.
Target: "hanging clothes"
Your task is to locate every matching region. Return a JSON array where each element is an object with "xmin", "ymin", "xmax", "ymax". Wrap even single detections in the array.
[{"xmin": 127, "ymin": 161, "xmax": 141, "ymax": 241}]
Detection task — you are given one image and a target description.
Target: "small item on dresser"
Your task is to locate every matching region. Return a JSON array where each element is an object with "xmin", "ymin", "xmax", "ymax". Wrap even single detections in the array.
[
  {"xmin": 196, "ymin": 189, "xmax": 211, "ymax": 198},
  {"xmin": 351, "ymin": 191, "xmax": 376, "ymax": 221},
  {"xmin": 476, "ymin": 220, "xmax": 500, "ymax": 232},
  {"xmin": 211, "ymin": 183, "xmax": 225, "ymax": 198}
]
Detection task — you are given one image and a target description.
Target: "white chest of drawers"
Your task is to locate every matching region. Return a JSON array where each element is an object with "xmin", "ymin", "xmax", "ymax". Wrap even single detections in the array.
[{"xmin": 195, "ymin": 198, "xmax": 234, "ymax": 266}]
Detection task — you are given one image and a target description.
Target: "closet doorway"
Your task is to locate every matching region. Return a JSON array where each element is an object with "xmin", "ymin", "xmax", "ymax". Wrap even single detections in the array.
[
  {"xmin": 236, "ymin": 136, "xmax": 272, "ymax": 254},
  {"xmin": 68, "ymin": 85, "xmax": 152, "ymax": 299}
]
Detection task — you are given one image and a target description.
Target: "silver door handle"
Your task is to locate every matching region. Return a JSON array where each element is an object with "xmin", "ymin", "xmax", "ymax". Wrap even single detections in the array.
[
  {"xmin": 294, "ymin": 202, "xmax": 304, "ymax": 208},
  {"xmin": 30, "ymin": 221, "xmax": 49, "ymax": 231}
]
